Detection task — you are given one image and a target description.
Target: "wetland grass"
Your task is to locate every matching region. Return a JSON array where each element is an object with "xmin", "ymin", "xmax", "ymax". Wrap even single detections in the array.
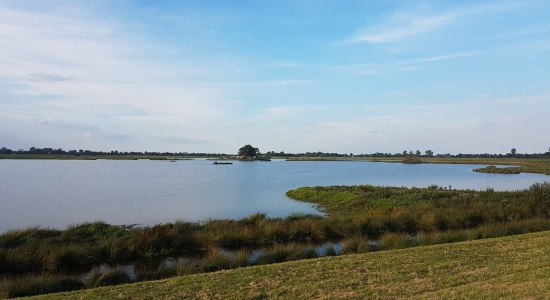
[{"xmin": 2, "ymin": 182, "xmax": 549, "ymax": 297}]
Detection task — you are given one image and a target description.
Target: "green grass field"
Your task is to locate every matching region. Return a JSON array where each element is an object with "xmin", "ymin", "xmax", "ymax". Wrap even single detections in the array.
[{"xmin": 31, "ymin": 231, "xmax": 550, "ymax": 299}]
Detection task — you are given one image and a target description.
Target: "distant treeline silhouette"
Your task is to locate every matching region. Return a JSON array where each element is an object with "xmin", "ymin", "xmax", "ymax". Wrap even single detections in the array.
[
  {"xmin": 2, "ymin": 146, "xmax": 550, "ymax": 158},
  {"xmin": 0, "ymin": 147, "xmax": 227, "ymax": 157}
]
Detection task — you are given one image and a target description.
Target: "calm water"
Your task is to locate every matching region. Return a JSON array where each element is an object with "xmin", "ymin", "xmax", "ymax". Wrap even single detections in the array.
[{"xmin": 0, "ymin": 159, "xmax": 548, "ymax": 233}]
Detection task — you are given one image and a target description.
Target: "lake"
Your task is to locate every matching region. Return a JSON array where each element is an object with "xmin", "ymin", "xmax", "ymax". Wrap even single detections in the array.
[{"xmin": 0, "ymin": 159, "xmax": 548, "ymax": 233}]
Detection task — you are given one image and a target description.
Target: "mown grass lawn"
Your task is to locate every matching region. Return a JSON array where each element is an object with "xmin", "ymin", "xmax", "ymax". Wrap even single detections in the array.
[{"xmin": 32, "ymin": 231, "xmax": 550, "ymax": 299}]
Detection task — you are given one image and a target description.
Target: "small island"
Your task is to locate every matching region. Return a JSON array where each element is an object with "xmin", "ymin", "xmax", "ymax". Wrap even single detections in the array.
[
  {"xmin": 473, "ymin": 165, "xmax": 523, "ymax": 174},
  {"xmin": 237, "ymin": 144, "xmax": 271, "ymax": 161}
]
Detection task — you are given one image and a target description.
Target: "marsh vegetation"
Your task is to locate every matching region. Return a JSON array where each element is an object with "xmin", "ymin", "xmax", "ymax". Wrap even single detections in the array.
[
  {"xmin": 1, "ymin": 182, "xmax": 549, "ymax": 297},
  {"xmin": 31, "ymin": 231, "xmax": 550, "ymax": 299}
]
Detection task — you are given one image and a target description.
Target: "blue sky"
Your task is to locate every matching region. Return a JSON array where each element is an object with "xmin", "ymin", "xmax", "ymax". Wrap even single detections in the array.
[{"xmin": 1, "ymin": 0, "xmax": 549, "ymax": 154}]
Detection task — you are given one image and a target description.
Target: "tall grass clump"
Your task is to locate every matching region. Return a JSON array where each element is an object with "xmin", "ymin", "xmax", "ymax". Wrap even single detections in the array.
[
  {"xmin": 340, "ymin": 236, "xmax": 373, "ymax": 254},
  {"xmin": 256, "ymin": 244, "xmax": 317, "ymax": 265},
  {"xmin": 200, "ymin": 249, "xmax": 234, "ymax": 273},
  {"xmin": 130, "ymin": 224, "xmax": 176, "ymax": 257},
  {"xmin": 87, "ymin": 266, "xmax": 133, "ymax": 288},
  {"xmin": 379, "ymin": 233, "xmax": 416, "ymax": 250},
  {"xmin": 44, "ymin": 244, "xmax": 98, "ymax": 271},
  {"xmin": 0, "ymin": 227, "xmax": 60, "ymax": 248}
]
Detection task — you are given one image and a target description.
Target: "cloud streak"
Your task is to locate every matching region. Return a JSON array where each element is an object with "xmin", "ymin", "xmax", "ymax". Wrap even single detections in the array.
[
  {"xmin": 347, "ymin": 2, "xmax": 526, "ymax": 44},
  {"xmin": 352, "ymin": 14, "xmax": 456, "ymax": 44},
  {"xmin": 404, "ymin": 52, "xmax": 478, "ymax": 63}
]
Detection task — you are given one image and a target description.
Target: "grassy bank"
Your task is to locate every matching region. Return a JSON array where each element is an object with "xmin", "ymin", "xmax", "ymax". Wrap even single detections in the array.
[
  {"xmin": 29, "ymin": 231, "xmax": 550, "ymax": 299},
  {"xmin": 287, "ymin": 156, "xmax": 550, "ymax": 175}
]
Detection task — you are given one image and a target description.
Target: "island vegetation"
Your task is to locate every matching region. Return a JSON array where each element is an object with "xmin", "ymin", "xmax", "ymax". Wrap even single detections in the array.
[
  {"xmin": 473, "ymin": 165, "xmax": 523, "ymax": 174},
  {"xmin": 237, "ymin": 144, "xmax": 271, "ymax": 161}
]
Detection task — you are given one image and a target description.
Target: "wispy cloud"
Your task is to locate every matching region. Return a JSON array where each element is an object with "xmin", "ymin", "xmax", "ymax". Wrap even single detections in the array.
[
  {"xmin": 331, "ymin": 63, "xmax": 417, "ymax": 76},
  {"xmin": 40, "ymin": 120, "xmax": 99, "ymax": 132},
  {"xmin": 27, "ymin": 73, "xmax": 73, "ymax": 82},
  {"xmin": 383, "ymin": 85, "xmax": 453, "ymax": 96},
  {"xmin": 346, "ymin": 2, "xmax": 527, "ymax": 44},
  {"xmin": 351, "ymin": 14, "xmax": 456, "ymax": 44},
  {"xmin": 404, "ymin": 52, "xmax": 478, "ymax": 63}
]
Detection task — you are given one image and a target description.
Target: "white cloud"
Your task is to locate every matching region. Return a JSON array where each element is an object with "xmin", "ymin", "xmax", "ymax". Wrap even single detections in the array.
[
  {"xmin": 352, "ymin": 14, "xmax": 456, "ymax": 44},
  {"xmin": 404, "ymin": 52, "xmax": 477, "ymax": 63},
  {"xmin": 0, "ymin": 2, "xmax": 242, "ymax": 151},
  {"xmin": 347, "ymin": 2, "xmax": 527, "ymax": 44}
]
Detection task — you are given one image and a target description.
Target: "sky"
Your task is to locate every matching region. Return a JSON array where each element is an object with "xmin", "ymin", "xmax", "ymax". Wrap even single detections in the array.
[{"xmin": 1, "ymin": 0, "xmax": 549, "ymax": 154}]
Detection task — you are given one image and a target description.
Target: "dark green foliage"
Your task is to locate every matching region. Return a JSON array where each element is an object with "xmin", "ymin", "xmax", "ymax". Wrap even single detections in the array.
[
  {"xmin": 325, "ymin": 244, "xmax": 337, "ymax": 256},
  {"xmin": 137, "ymin": 266, "xmax": 177, "ymax": 281},
  {"xmin": 62, "ymin": 222, "xmax": 116, "ymax": 241},
  {"xmin": 46, "ymin": 244, "xmax": 98, "ymax": 271},
  {"xmin": 87, "ymin": 267, "xmax": 132, "ymax": 288},
  {"xmin": 238, "ymin": 144, "xmax": 260, "ymax": 159},
  {"xmin": 256, "ymin": 244, "xmax": 317, "ymax": 265},
  {"xmin": 0, "ymin": 227, "xmax": 60, "ymax": 248},
  {"xmin": 0, "ymin": 276, "xmax": 84, "ymax": 298}
]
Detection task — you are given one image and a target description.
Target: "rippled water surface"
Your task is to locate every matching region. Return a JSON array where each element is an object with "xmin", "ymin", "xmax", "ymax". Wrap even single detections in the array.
[{"xmin": 0, "ymin": 159, "xmax": 548, "ymax": 232}]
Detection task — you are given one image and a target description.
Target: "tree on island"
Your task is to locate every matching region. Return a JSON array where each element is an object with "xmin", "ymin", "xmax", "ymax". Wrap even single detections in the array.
[{"xmin": 238, "ymin": 144, "xmax": 260, "ymax": 159}]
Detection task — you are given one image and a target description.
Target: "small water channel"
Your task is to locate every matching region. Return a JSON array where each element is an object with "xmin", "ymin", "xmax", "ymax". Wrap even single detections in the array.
[{"xmin": 75, "ymin": 241, "xmax": 350, "ymax": 285}]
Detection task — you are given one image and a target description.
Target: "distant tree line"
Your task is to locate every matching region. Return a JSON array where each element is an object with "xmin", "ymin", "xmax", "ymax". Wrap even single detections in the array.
[
  {"xmin": 265, "ymin": 148, "xmax": 550, "ymax": 159},
  {"xmin": 265, "ymin": 151, "xmax": 353, "ymax": 158},
  {"xmin": 0, "ymin": 147, "xmax": 228, "ymax": 157},
  {"xmin": 2, "ymin": 146, "xmax": 550, "ymax": 158}
]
